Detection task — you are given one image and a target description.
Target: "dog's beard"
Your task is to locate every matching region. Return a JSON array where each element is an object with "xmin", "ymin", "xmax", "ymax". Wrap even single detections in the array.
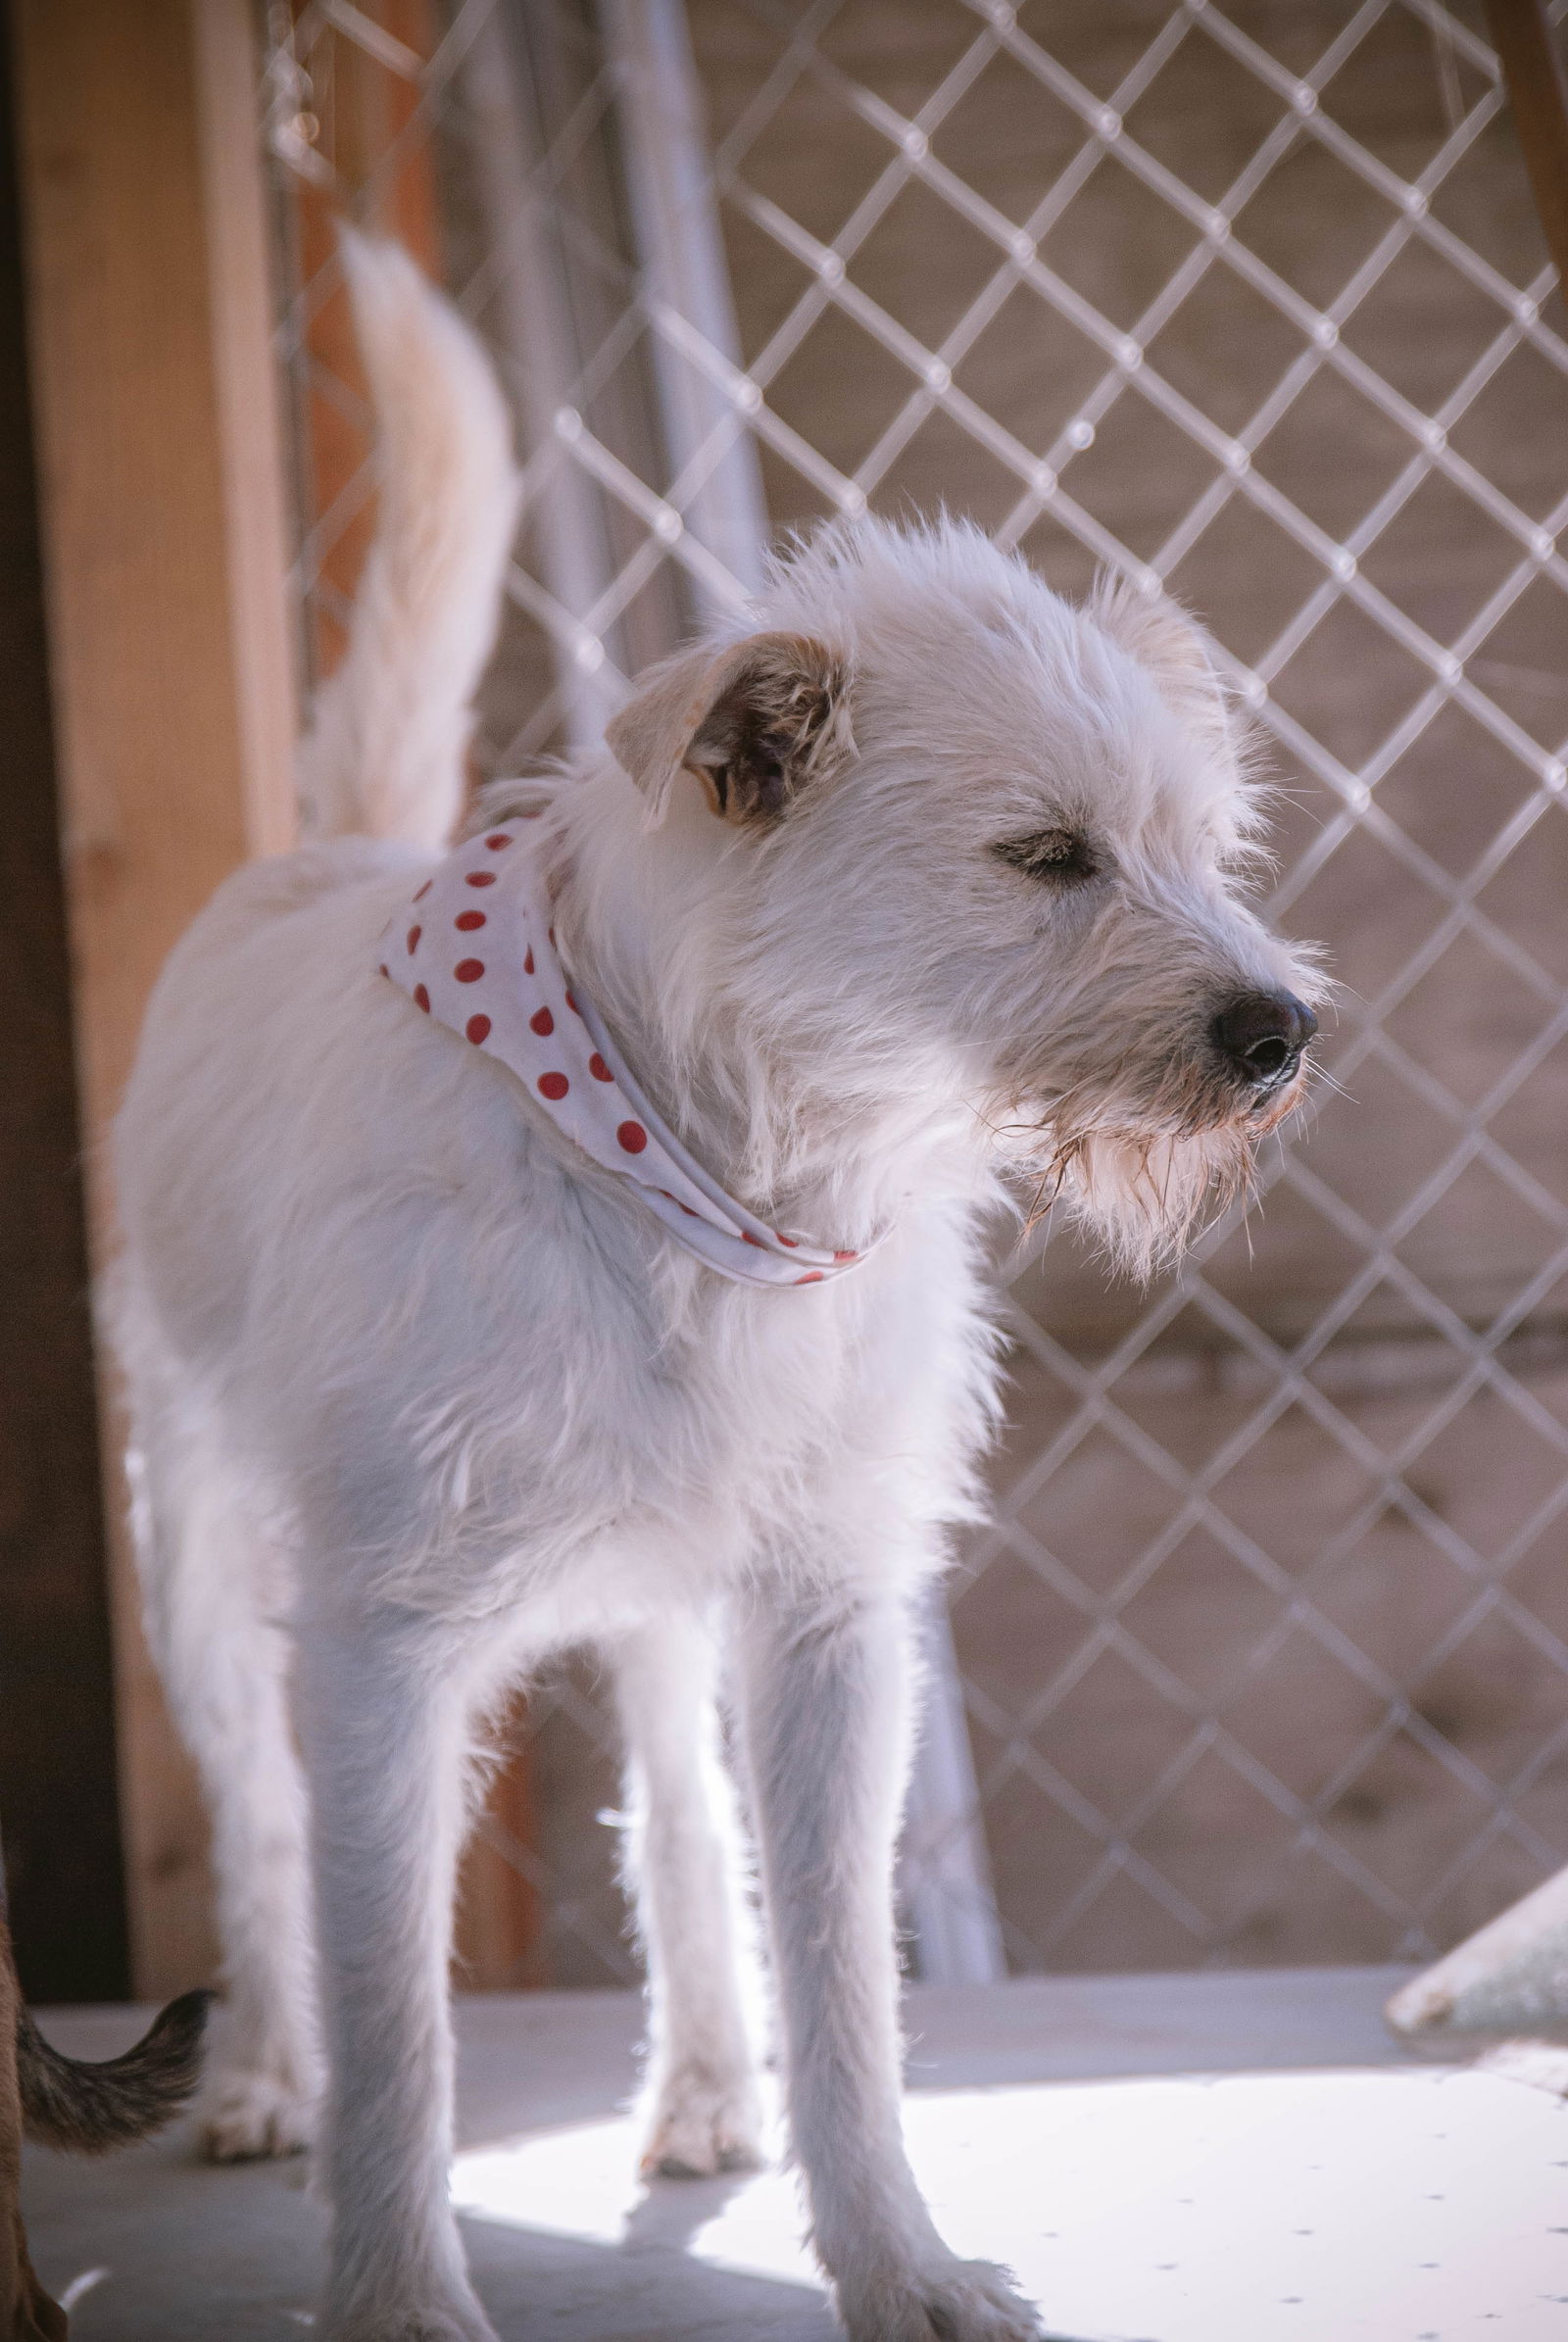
[{"xmin": 998, "ymin": 1061, "xmax": 1307, "ymax": 1279}]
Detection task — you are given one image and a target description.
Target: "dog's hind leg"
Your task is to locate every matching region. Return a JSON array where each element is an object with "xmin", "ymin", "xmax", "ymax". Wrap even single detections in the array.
[
  {"xmin": 127, "ymin": 1400, "xmax": 319, "ymax": 2162},
  {"xmin": 610, "ymin": 1611, "xmax": 764, "ymax": 2178},
  {"xmin": 297, "ymin": 1615, "xmax": 495, "ymax": 2342}
]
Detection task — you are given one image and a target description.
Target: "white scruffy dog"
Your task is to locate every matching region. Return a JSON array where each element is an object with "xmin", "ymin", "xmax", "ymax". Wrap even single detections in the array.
[{"xmin": 113, "ymin": 240, "xmax": 1321, "ymax": 2342}]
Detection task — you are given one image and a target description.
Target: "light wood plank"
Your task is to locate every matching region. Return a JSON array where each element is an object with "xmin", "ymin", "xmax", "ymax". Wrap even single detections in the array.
[{"xmin": 14, "ymin": 0, "xmax": 297, "ymax": 1996}]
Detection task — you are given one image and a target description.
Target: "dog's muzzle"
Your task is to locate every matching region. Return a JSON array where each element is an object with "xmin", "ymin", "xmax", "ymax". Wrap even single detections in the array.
[{"xmin": 1211, "ymin": 989, "xmax": 1318, "ymax": 1090}]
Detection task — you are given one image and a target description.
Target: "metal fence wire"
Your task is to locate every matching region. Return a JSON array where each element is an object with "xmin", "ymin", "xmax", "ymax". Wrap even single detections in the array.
[{"xmin": 265, "ymin": 0, "xmax": 1568, "ymax": 1985}]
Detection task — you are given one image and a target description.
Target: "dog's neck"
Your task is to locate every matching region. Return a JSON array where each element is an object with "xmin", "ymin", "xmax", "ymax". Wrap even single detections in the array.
[{"xmin": 539, "ymin": 765, "xmax": 991, "ymax": 1247}]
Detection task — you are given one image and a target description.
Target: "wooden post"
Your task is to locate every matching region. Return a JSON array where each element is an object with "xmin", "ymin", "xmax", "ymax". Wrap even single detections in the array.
[
  {"xmin": 0, "ymin": 0, "xmax": 126, "ymax": 2005},
  {"xmin": 1486, "ymin": 0, "xmax": 1568, "ymax": 289},
  {"xmin": 11, "ymin": 0, "xmax": 297, "ymax": 1996}
]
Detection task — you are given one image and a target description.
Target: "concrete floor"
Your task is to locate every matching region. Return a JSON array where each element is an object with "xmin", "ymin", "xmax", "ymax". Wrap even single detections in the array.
[{"xmin": 22, "ymin": 1967, "xmax": 1568, "ymax": 2340}]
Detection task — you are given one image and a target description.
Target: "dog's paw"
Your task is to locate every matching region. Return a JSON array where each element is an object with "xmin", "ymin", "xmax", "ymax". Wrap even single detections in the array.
[
  {"xmin": 198, "ymin": 2067, "xmax": 316, "ymax": 2162},
  {"xmin": 320, "ymin": 2253, "xmax": 496, "ymax": 2341},
  {"xmin": 322, "ymin": 2313, "xmax": 497, "ymax": 2342},
  {"xmin": 322, "ymin": 2315, "xmax": 497, "ymax": 2342},
  {"xmin": 837, "ymin": 2254, "xmax": 1045, "ymax": 2342},
  {"xmin": 638, "ymin": 2067, "xmax": 765, "ymax": 2178}
]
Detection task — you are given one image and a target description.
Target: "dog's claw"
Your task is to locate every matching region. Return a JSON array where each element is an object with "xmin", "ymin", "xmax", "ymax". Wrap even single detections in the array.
[
  {"xmin": 638, "ymin": 2072, "xmax": 765, "ymax": 2179},
  {"xmin": 837, "ymin": 2255, "xmax": 1045, "ymax": 2342},
  {"xmin": 198, "ymin": 2068, "xmax": 316, "ymax": 2162},
  {"xmin": 643, "ymin": 2135, "xmax": 765, "ymax": 2179},
  {"xmin": 320, "ymin": 2311, "xmax": 498, "ymax": 2342}
]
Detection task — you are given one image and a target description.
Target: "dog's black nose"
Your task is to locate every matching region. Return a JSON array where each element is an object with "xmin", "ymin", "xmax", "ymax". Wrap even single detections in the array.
[{"xmin": 1212, "ymin": 990, "xmax": 1317, "ymax": 1085}]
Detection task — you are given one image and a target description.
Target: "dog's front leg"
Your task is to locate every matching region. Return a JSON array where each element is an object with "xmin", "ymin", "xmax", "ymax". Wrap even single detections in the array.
[
  {"xmin": 738, "ymin": 1586, "xmax": 1041, "ymax": 2342},
  {"xmin": 612, "ymin": 1611, "xmax": 762, "ymax": 2177},
  {"xmin": 297, "ymin": 1620, "xmax": 494, "ymax": 2342}
]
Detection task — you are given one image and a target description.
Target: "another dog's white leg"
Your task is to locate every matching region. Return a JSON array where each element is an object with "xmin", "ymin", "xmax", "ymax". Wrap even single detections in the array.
[
  {"xmin": 129, "ymin": 1422, "xmax": 318, "ymax": 2161},
  {"xmin": 611, "ymin": 1612, "xmax": 763, "ymax": 2177},
  {"xmin": 737, "ymin": 1587, "xmax": 1041, "ymax": 2342},
  {"xmin": 297, "ymin": 1620, "xmax": 493, "ymax": 2342}
]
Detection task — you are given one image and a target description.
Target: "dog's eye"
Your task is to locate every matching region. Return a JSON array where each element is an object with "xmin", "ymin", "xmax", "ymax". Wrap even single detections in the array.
[{"xmin": 992, "ymin": 828, "xmax": 1101, "ymax": 885}]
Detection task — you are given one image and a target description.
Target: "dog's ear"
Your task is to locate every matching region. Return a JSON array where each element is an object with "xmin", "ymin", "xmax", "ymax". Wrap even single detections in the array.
[
  {"xmin": 606, "ymin": 632, "xmax": 853, "ymax": 828},
  {"xmin": 1090, "ymin": 578, "xmax": 1236, "ymax": 766}
]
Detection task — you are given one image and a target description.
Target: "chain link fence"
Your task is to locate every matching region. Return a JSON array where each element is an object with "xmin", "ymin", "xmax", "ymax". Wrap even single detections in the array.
[{"xmin": 264, "ymin": 0, "xmax": 1568, "ymax": 1985}]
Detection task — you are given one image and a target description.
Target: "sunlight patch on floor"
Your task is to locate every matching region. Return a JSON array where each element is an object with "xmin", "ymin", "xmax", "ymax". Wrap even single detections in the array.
[
  {"xmin": 451, "ymin": 2065, "xmax": 1568, "ymax": 2340},
  {"xmin": 454, "ymin": 2108, "xmax": 667, "ymax": 2256}
]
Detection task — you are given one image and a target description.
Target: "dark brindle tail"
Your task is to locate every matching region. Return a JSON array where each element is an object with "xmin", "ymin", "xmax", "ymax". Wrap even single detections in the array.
[{"xmin": 16, "ymin": 1989, "xmax": 210, "ymax": 2155}]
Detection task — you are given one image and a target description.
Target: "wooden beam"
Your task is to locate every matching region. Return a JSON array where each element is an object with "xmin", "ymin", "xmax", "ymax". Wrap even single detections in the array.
[
  {"xmin": 0, "ymin": 0, "xmax": 127, "ymax": 2006},
  {"xmin": 1487, "ymin": 0, "xmax": 1568, "ymax": 290},
  {"xmin": 12, "ymin": 0, "xmax": 297, "ymax": 1997}
]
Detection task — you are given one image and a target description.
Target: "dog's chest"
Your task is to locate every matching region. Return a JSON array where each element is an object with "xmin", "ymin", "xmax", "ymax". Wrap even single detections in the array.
[{"xmin": 493, "ymin": 1198, "xmax": 999, "ymax": 1615}]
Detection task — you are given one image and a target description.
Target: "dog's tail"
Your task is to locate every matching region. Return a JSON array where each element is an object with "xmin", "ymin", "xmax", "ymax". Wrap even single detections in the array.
[
  {"xmin": 16, "ymin": 1989, "xmax": 211, "ymax": 2156},
  {"xmin": 297, "ymin": 231, "xmax": 520, "ymax": 852}
]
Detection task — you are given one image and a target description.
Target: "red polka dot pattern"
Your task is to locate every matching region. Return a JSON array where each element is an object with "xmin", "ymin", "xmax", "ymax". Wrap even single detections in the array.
[{"xmin": 378, "ymin": 816, "xmax": 873, "ymax": 1291}]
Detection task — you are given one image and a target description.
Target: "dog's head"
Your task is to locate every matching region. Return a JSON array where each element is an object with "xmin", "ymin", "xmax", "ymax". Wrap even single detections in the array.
[{"xmin": 606, "ymin": 517, "xmax": 1325, "ymax": 1273}]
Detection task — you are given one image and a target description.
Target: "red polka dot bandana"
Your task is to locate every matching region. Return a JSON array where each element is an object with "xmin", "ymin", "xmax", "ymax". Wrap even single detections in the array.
[{"xmin": 379, "ymin": 819, "xmax": 869, "ymax": 1289}]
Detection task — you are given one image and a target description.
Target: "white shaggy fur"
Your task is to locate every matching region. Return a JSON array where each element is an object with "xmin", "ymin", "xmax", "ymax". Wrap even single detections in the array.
[
  {"xmin": 296, "ymin": 233, "xmax": 519, "ymax": 850},
  {"xmin": 112, "ymin": 242, "xmax": 1322, "ymax": 2341}
]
